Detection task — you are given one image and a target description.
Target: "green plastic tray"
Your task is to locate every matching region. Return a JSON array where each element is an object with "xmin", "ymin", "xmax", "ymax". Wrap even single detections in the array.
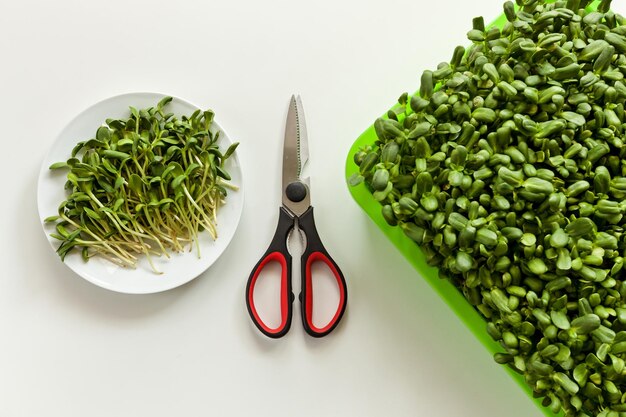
[{"xmin": 344, "ymin": 3, "xmax": 601, "ymax": 416}]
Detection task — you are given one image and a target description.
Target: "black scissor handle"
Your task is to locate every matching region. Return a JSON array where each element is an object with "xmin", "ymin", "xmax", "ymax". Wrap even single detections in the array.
[
  {"xmin": 298, "ymin": 207, "xmax": 348, "ymax": 338},
  {"xmin": 246, "ymin": 207, "xmax": 295, "ymax": 339}
]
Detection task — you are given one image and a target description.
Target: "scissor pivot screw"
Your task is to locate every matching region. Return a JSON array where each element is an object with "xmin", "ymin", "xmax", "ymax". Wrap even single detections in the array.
[{"xmin": 286, "ymin": 181, "xmax": 307, "ymax": 202}]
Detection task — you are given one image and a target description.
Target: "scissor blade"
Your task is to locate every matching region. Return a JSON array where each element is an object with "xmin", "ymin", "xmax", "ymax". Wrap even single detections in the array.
[
  {"xmin": 295, "ymin": 95, "xmax": 309, "ymax": 183},
  {"xmin": 282, "ymin": 95, "xmax": 311, "ymax": 216},
  {"xmin": 283, "ymin": 95, "xmax": 303, "ymax": 188}
]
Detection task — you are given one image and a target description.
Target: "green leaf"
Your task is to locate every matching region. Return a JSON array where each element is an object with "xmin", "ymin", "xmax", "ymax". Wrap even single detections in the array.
[
  {"xmin": 550, "ymin": 228, "xmax": 569, "ymax": 248},
  {"xmin": 556, "ymin": 249, "xmax": 572, "ymax": 270},
  {"xmin": 71, "ymin": 141, "xmax": 86, "ymax": 157},
  {"xmin": 57, "ymin": 241, "xmax": 76, "ymax": 261},
  {"xmin": 223, "ymin": 142, "xmax": 239, "ymax": 160},
  {"xmin": 114, "ymin": 176, "xmax": 125, "ymax": 190},
  {"xmin": 572, "ymin": 314, "xmax": 601, "ymax": 334},
  {"xmin": 216, "ymin": 165, "xmax": 231, "ymax": 180},
  {"xmin": 157, "ymin": 96, "xmax": 173, "ymax": 110},
  {"xmin": 171, "ymin": 174, "xmax": 187, "ymax": 190},
  {"xmin": 49, "ymin": 161, "xmax": 69, "ymax": 170},
  {"xmin": 159, "ymin": 198, "xmax": 174, "ymax": 206},
  {"xmin": 561, "ymin": 112, "xmax": 586, "ymax": 127},
  {"xmin": 56, "ymin": 223, "xmax": 70, "ymax": 237},
  {"xmin": 106, "ymin": 118, "xmax": 125, "ymax": 130},
  {"xmin": 520, "ymin": 233, "xmax": 537, "ymax": 247},
  {"xmin": 551, "ymin": 310, "xmax": 571, "ymax": 330},
  {"xmin": 129, "ymin": 174, "xmax": 144, "ymax": 195},
  {"xmin": 165, "ymin": 145, "xmax": 181, "ymax": 159},
  {"xmin": 96, "ymin": 126, "xmax": 111, "ymax": 142},
  {"xmin": 113, "ymin": 198, "xmax": 125, "ymax": 211},
  {"xmin": 185, "ymin": 163, "xmax": 200, "ymax": 177},
  {"xmin": 348, "ymin": 173, "xmax": 364, "ymax": 187},
  {"xmin": 102, "ymin": 150, "xmax": 130, "ymax": 160},
  {"xmin": 97, "ymin": 178, "xmax": 114, "ymax": 194},
  {"xmin": 407, "ymin": 122, "xmax": 432, "ymax": 139},
  {"xmin": 565, "ymin": 218, "xmax": 596, "ymax": 237},
  {"xmin": 553, "ymin": 372, "xmax": 579, "ymax": 395},
  {"xmin": 527, "ymin": 258, "xmax": 548, "ymax": 275},
  {"xmin": 162, "ymin": 162, "xmax": 183, "ymax": 179},
  {"xmin": 83, "ymin": 207, "xmax": 102, "ymax": 221},
  {"xmin": 161, "ymin": 136, "xmax": 180, "ymax": 145},
  {"xmin": 116, "ymin": 138, "xmax": 133, "ymax": 148},
  {"xmin": 455, "ymin": 251, "xmax": 473, "ymax": 272}
]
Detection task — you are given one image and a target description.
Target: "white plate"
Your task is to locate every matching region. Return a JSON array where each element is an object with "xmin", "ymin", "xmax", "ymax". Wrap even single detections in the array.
[{"xmin": 37, "ymin": 92, "xmax": 244, "ymax": 294}]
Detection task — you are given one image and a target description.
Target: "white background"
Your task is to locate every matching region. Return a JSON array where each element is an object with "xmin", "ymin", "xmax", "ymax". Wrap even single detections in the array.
[{"xmin": 3, "ymin": 1, "xmax": 624, "ymax": 416}]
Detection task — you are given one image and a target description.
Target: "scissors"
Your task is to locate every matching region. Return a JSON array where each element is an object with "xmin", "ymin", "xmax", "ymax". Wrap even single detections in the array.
[{"xmin": 245, "ymin": 95, "xmax": 348, "ymax": 339}]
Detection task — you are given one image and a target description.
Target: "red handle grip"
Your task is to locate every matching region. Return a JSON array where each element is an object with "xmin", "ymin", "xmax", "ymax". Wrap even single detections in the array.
[
  {"xmin": 302, "ymin": 251, "xmax": 348, "ymax": 337},
  {"xmin": 298, "ymin": 207, "xmax": 348, "ymax": 338},
  {"xmin": 246, "ymin": 207, "xmax": 295, "ymax": 338},
  {"xmin": 246, "ymin": 251, "xmax": 293, "ymax": 338},
  {"xmin": 246, "ymin": 247, "xmax": 293, "ymax": 338}
]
